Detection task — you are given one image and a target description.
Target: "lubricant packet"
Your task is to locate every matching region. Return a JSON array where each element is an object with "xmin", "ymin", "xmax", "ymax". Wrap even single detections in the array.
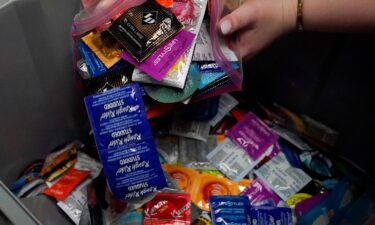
[
  {"xmin": 143, "ymin": 192, "xmax": 191, "ymax": 225},
  {"xmin": 241, "ymin": 178, "xmax": 281, "ymax": 207},
  {"xmin": 81, "ymin": 31, "xmax": 122, "ymax": 69},
  {"xmin": 43, "ymin": 168, "xmax": 90, "ymax": 201},
  {"xmin": 209, "ymin": 196, "xmax": 251, "ymax": 225},
  {"xmin": 228, "ymin": 112, "xmax": 278, "ymax": 161},
  {"xmin": 84, "ymin": 83, "xmax": 167, "ymax": 199},
  {"xmin": 108, "ymin": 1, "xmax": 183, "ymax": 62},
  {"xmin": 120, "ymin": 30, "xmax": 195, "ymax": 81},
  {"xmin": 132, "ymin": 0, "xmax": 208, "ymax": 89},
  {"xmin": 255, "ymin": 152, "xmax": 312, "ymax": 201},
  {"xmin": 191, "ymin": 173, "xmax": 240, "ymax": 211},
  {"xmin": 249, "ymin": 207, "xmax": 293, "ymax": 225}
]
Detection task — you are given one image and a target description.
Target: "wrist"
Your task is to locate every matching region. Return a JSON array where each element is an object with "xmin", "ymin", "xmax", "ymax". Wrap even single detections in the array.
[{"xmin": 282, "ymin": 0, "xmax": 299, "ymax": 33}]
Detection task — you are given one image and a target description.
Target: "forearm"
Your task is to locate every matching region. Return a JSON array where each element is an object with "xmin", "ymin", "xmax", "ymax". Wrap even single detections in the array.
[{"xmin": 292, "ymin": 0, "xmax": 375, "ymax": 32}]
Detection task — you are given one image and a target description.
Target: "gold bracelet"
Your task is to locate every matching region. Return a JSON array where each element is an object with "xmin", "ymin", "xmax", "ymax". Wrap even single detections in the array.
[{"xmin": 296, "ymin": 0, "xmax": 304, "ymax": 32}]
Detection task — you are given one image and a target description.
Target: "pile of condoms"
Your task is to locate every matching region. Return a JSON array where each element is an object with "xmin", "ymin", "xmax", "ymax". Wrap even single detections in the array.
[{"xmin": 9, "ymin": 0, "xmax": 375, "ymax": 224}]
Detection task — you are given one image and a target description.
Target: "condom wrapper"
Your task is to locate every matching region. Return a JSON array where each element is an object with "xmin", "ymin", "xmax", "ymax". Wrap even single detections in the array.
[
  {"xmin": 163, "ymin": 164, "xmax": 200, "ymax": 193},
  {"xmin": 143, "ymin": 58, "xmax": 200, "ymax": 103},
  {"xmin": 108, "ymin": 1, "xmax": 183, "ymax": 63},
  {"xmin": 241, "ymin": 178, "xmax": 281, "ymax": 207},
  {"xmin": 255, "ymin": 152, "xmax": 312, "ymax": 201},
  {"xmin": 83, "ymin": 63, "xmax": 134, "ymax": 95},
  {"xmin": 84, "ymin": 84, "xmax": 167, "ymax": 199},
  {"xmin": 285, "ymin": 193, "xmax": 312, "ymax": 208},
  {"xmin": 132, "ymin": 0, "xmax": 208, "ymax": 89},
  {"xmin": 228, "ymin": 112, "xmax": 278, "ymax": 161},
  {"xmin": 143, "ymin": 192, "xmax": 191, "ymax": 225},
  {"xmin": 81, "ymin": 31, "xmax": 122, "ymax": 69},
  {"xmin": 198, "ymin": 62, "xmax": 240, "ymax": 89},
  {"xmin": 43, "ymin": 168, "xmax": 90, "ymax": 201},
  {"xmin": 209, "ymin": 196, "xmax": 251, "ymax": 225},
  {"xmin": 294, "ymin": 192, "xmax": 329, "ymax": 217},
  {"xmin": 78, "ymin": 42, "xmax": 126, "ymax": 77},
  {"xmin": 191, "ymin": 174, "xmax": 240, "ymax": 211},
  {"xmin": 45, "ymin": 159, "xmax": 77, "ymax": 182},
  {"xmin": 208, "ymin": 93, "xmax": 238, "ymax": 127},
  {"xmin": 192, "ymin": 212, "xmax": 212, "ymax": 225},
  {"xmin": 249, "ymin": 207, "xmax": 293, "ymax": 225},
  {"xmin": 120, "ymin": 30, "xmax": 195, "ymax": 81}
]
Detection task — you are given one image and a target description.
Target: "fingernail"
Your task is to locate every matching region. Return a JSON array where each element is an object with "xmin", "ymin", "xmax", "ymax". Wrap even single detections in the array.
[{"xmin": 220, "ymin": 20, "xmax": 231, "ymax": 34}]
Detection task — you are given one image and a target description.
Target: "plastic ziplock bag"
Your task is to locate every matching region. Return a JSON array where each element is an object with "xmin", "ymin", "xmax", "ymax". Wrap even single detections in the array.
[{"xmin": 192, "ymin": 0, "xmax": 243, "ymax": 101}]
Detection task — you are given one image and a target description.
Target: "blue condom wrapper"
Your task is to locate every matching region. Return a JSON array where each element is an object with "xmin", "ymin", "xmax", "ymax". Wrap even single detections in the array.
[
  {"xmin": 209, "ymin": 196, "xmax": 251, "ymax": 225},
  {"xmin": 198, "ymin": 62, "xmax": 240, "ymax": 89},
  {"xmin": 84, "ymin": 83, "xmax": 167, "ymax": 199},
  {"xmin": 249, "ymin": 207, "xmax": 293, "ymax": 225},
  {"xmin": 79, "ymin": 42, "xmax": 125, "ymax": 77}
]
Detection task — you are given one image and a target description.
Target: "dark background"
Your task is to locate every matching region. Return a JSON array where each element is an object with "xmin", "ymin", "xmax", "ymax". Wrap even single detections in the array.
[{"xmin": 243, "ymin": 32, "xmax": 375, "ymax": 178}]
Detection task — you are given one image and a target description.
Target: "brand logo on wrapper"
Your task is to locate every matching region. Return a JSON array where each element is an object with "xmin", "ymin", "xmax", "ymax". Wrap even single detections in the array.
[
  {"xmin": 236, "ymin": 137, "xmax": 259, "ymax": 150},
  {"xmin": 171, "ymin": 202, "xmax": 191, "ymax": 218},
  {"xmin": 142, "ymin": 12, "xmax": 158, "ymax": 24}
]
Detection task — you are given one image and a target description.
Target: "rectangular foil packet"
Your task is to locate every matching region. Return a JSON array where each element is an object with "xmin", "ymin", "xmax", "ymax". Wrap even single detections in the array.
[
  {"xmin": 143, "ymin": 192, "xmax": 191, "ymax": 225},
  {"xmin": 249, "ymin": 207, "xmax": 293, "ymax": 225},
  {"xmin": 241, "ymin": 177, "xmax": 281, "ymax": 207},
  {"xmin": 209, "ymin": 196, "xmax": 251, "ymax": 225},
  {"xmin": 81, "ymin": 31, "xmax": 122, "ymax": 69},
  {"xmin": 228, "ymin": 112, "xmax": 278, "ymax": 161},
  {"xmin": 109, "ymin": 1, "xmax": 183, "ymax": 63},
  {"xmin": 43, "ymin": 168, "xmax": 90, "ymax": 201},
  {"xmin": 255, "ymin": 152, "xmax": 312, "ymax": 201},
  {"xmin": 207, "ymin": 139, "xmax": 277, "ymax": 182},
  {"xmin": 120, "ymin": 29, "xmax": 195, "ymax": 81},
  {"xmin": 84, "ymin": 83, "xmax": 167, "ymax": 199},
  {"xmin": 132, "ymin": 0, "xmax": 208, "ymax": 89}
]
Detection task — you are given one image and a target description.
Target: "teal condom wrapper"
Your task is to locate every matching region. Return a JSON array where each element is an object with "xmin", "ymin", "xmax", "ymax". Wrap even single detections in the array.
[{"xmin": 84, "ymin": 83, "xmax": 167, "ymax": 199}]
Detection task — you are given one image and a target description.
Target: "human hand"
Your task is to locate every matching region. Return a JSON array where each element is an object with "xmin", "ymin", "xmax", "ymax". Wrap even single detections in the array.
[{"xmin": 219, "ymin": 0, "xmax": 297, "ymax": 59}]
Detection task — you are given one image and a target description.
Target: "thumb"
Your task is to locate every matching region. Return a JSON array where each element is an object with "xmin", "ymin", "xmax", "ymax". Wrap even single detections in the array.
[{"xmin": 219, "ymin": 0, "xmax": 256, "ymax": 35}]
